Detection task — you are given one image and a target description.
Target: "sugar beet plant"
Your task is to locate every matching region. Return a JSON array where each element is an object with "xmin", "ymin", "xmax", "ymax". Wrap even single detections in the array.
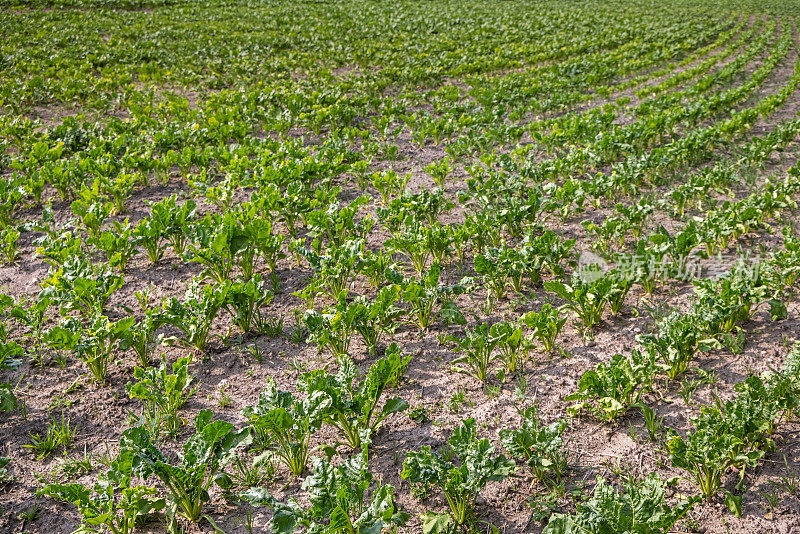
[
  {"xmin": 243, "ymin": 378, "xmax": 322, "ymax": 478},
  {"xmin": 243, "ymin": 448, "xmax": 408, "ymax": 534},
  {"xmin": 566, "ymin": 350, "xmax": 662, "ymax": 421},
  {"xmin": 126, "ymin": 356, "xmax": 197, "ymax": 439},
  {"xmin": 522, "ymin": 303, "xmax": 566, "ymax": 353},
  {"xmin": 637, "ymin": 311, "xmax": 718, "ymax": 380},
  {"xmin": 155, "ymin": 278, "xmax": 227, "ymax": 351},
  {"xmin": 0, "ymin": 341, "xmax": 20, "ymax": 414},
  {"xmin": 668, "ymin": 348, "xmax": 800, "ymax": 502},
  {"xmin": 544, "ymin": 271, "xmax": 615, "ymax": 340},
  {"xmin": 542, "ymin": 474, "xmax": 697, "ymax": 534},
  {"xmin": 299, "ymin": 351, "xmax": 410, "ymax": 450},
  {"xmin": 44, "ymin": 316, "xmax": 134, "ymax": 384},
  {"xmin": 9, "ymin": 0, "xmax": 800, "ymax": 532},
  {"xmin": 39, "ymin": 449, "xmax": 165, "ymax": 534},
  {"xmin": 401, "ymin": 263, "xmax": 469, "ymax": 329},
  {"xmin": 448, "ymin": 323, "xmax": 498, "ymax": 383},
  {"xmin": 223, "ymin": 273, "xmax": 274, "ymax": 335},
  {"xmin": 39, "ymin": 256, "xmax": 124, "ymax": 319},
  {"xmin": 500, "ymin": 406, "xmax": 569, "ymax": 483},
  {"xmin": 402, "ymin": 418, "xmax": 514, "ymax": 532},
  {"xmin": 120, "ymin": 410, "xmax": 249, "ymax": 525}
]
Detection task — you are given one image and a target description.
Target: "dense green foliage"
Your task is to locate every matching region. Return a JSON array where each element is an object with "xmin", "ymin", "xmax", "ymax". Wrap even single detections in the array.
[{"xmin": 1, "ymin": 0, "xmax": 800, "ymax": 532}]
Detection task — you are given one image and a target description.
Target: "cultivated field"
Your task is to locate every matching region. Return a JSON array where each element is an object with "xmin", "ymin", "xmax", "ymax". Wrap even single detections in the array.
[{"xmin": 1, "ymin": 0, "xmax": 800, "ymax": 533}]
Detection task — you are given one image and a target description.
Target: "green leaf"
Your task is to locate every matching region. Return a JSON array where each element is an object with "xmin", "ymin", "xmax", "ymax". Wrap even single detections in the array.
[
  {"xmin": 329, "ymin": 505, "xmax": 354, "ymax": 532},
  {"xmin": 239, "ymin": 487, "xmax": 277, "ymax": 508},
  {"xmin": 213, "ymin": 473, "xmax": 233, "ymax": 490},
  {"xmin": 202, "ymin": 514, "xmax": 229, "ymax": 534},
  {"xmin": 0, "ymin": 383, "xmax": 17, "ymax": 412},
  {"xmin": 768, "ymin": 299, "xmax": 787, "ymax": 321},
  {"xmin": 725, "ymin": 491, "xmax": 742, "ymax": 517},
  {"xmin": 439, "ymin": 300, "xmax": 466, "ymax": 325},
  {"xmin": 421, "ymin": 511, "xmax": 452, "ymax": 534},
  {"xmin": 542, "ymin": 514, "xmax": 573, "ymax": 534},
  {"xmin": 382, "ymin": 397, "xmax": 409, "ymax": 416}
]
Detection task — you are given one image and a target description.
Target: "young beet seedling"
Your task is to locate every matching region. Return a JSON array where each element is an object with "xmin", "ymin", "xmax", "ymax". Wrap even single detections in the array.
[
  {"xmin": 299, "ymin": 351, "xmax": 410, "ymax": 451},
  {"xmin": 242, "ymin": 447, "xmax": 408, "ymax": 534},
  {"xmin": 242, "ymin": 378, "xmax": 320, "ymax": 478},
  {"xmin": 500, "ymin": 405, "xmax": 569, "ymax": 483},
  {"xmin": 401, "ymin": 418, "xmax": 515, "ymax": 533},
  {"xmin": 544, "ymin": 271, "xmax": 612, "ymax": 341},
  {"xmin": 522, "ymin": 303, "xmax": 566, "ymax": 354},
  {"xmin": 126, "ymin": 356, "xmax": 197, "ymax": 439},
  {"xmin": 565, "ymin": 350, "xmax": 663, "ymax": 422},
  {"xmin": 447, "ymin": 323, "xmax": 498, "ymax": 383},
  {"xmin": 542, "ymin": 474, "xmax": 697, "ymax": 533},
  {"xmin": 44, "ymin": 315, "xmax": 134, "ymax": 385},
  {"xmin": 39, "ymin": 449, "xmax": 165, "ymax": 534},
  {"xmin": 120, "ymin": 410, "xmax": 249, "ymax": 525}
]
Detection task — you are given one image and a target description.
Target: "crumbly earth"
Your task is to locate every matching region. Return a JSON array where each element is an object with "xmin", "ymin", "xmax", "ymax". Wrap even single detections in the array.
[{"xmin": 2, "ymin": 1, "xmax": 800, "ymax": 534}]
